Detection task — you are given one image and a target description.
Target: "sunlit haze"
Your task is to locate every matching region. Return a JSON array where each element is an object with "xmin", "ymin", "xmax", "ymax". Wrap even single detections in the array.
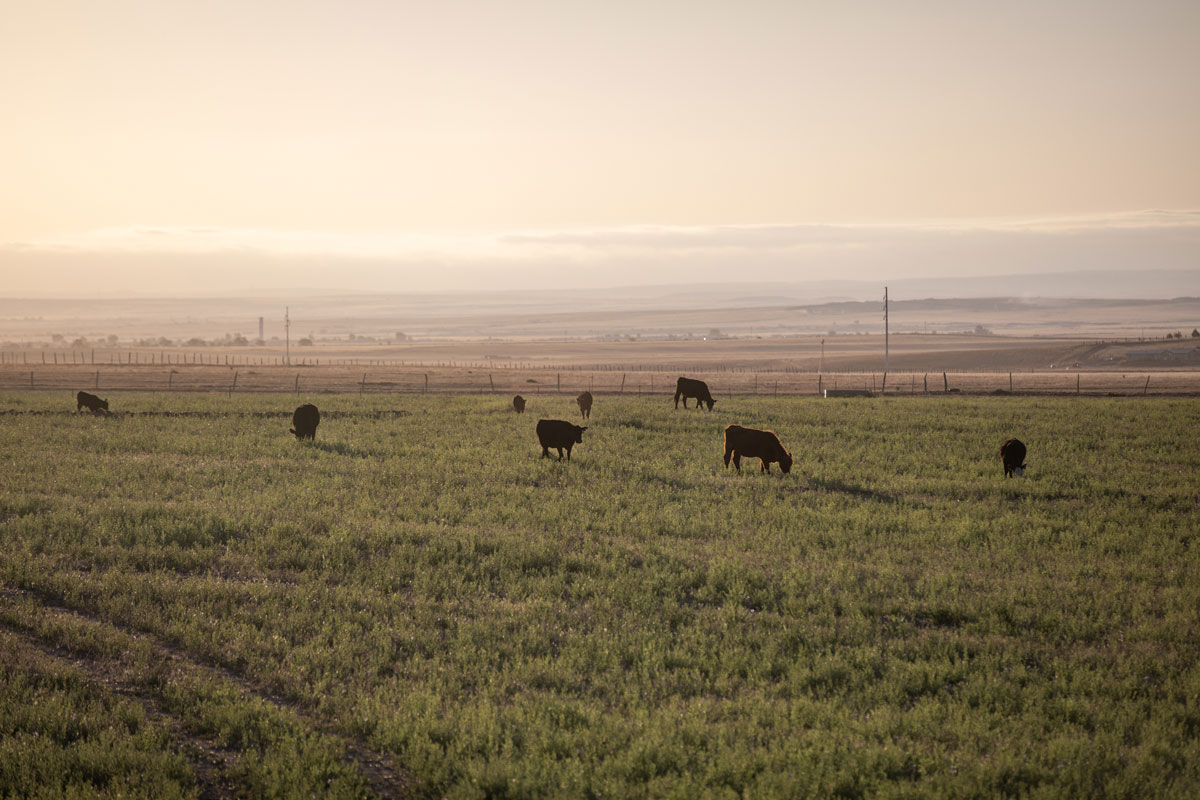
[{"xmin": 3, "ymin": 1, "xmax": 1197, "ymax": 296}]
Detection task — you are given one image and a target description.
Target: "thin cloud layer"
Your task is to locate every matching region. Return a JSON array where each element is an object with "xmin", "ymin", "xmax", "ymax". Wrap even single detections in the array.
[{"xmin": 2, "ymin": 211, "xmax": 1197, "ymax": 297}]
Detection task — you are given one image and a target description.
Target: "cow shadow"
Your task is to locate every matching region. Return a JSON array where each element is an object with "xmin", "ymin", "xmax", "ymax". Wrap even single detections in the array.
[
  {"xmin": 307, "ymin": 440, "xmax": 371, "ymax": 458},
  {"xmin": 806, "ymin": 476, "xmax": 900, "ymax": 505}
]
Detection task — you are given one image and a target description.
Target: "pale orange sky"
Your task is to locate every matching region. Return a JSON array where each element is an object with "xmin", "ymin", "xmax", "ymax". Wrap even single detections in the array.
[{"xmin": 2, "ymin": 1, "xmax": 1198, "ymax": 294}]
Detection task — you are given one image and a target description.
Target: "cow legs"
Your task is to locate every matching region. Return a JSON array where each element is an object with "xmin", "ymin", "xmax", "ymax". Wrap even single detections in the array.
[
  {"xmin": 565, "ymin": 445, "xmax": 572, "ymax": 461},
  {"xmin": 732, "ymin": 452, "xmax": 742, "ymax": 472},
  {"xmin": 723, "ymin": 448, "xmax": 733, "ymax": 468},
  {"xmin": 542, "ymin": 446, "xmax": 551, "ymax": 459},
  {"xmin": 760, "ymin": 460, "xmax": 770, "ymax": 473}
]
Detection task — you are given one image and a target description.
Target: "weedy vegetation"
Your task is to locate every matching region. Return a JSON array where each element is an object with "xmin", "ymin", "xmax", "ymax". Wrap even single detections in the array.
[{"xmin": 1, "ymin": 392, "xmax": 1198, "ymax": 798}]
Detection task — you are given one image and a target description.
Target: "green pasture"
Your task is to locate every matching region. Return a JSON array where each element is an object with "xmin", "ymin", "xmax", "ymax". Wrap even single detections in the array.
[{"xmin": 1, "ymin": 392, "xmax": 1198, "ymax": 798}]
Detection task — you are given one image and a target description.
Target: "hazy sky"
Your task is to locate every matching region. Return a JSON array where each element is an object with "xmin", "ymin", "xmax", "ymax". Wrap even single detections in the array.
[{"xmin": 2, "ymin": 0, "xmax": 1198, "ymax": 295}]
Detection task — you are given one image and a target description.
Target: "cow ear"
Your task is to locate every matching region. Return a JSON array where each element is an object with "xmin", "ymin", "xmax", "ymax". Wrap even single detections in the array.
[{"xmin": 581, "ymin": 426, "xmax": 588, "ymax": 432}]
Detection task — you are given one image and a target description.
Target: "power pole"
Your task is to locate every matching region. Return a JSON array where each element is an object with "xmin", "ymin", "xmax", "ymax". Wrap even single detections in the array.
[
  {"xmin": 285, "ymin": 307, "xmax": 290, "ymax": 367},
  {"xmin": 884, "ymin": 286, "xmax": 889, "ymax": 375},
  {"xmin": 820, "ymin": 337, "xmax": 825, "ymax": 373}
]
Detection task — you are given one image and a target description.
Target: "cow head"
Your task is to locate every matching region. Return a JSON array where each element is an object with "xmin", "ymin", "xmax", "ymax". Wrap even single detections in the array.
[
  {"xmin": 575, "ymin": 426, "xmax": 588, "ymax": 442},
  {"xmin": 704, "ymin": 398, "xmax": 716, "ymax": 410},
  {"xmin": 779, "ymin": 451, "xmax": 793, "ymax": 474},
  {"xmin": 99, "ymin": 397, "xmax": 109, "ymax": 411},
  {"xmin": 1013, "ymin": 464, "xmax": 1025, "ymax": 477}
]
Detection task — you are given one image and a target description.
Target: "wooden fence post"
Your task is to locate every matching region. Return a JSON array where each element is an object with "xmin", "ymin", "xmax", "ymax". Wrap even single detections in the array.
[
  {"xmin": 620, "ymin": 373, "xmax": 626, "ymax": 394},
  {"xmin": 818, "ymin": 374, "xmax": 822, "ymax": 395},
  {"xmin": 360, "ymin": 372, "xmax": 367, "ymax": 394},
  {"xmin": 943, "ymin": 372, "xmax": 948, "ymax": 392},
  {"xmin": 489, "ymin": 374, "xmax": 495, "ymax": 393},
  {"xmin": 230, "ymin": 371, "xmax": 238, "ymax": 396},
  {"xmin": 1009, "ymin": 372, "xmax": 1013, "ymax": 392},
  {"xmin": 557, "ymin": 373, "xmax": 561, "ymax": 393},
  {"xmin": 424, "ymin": 374, "xmax": 428, "ymax": 394},
  {"xmin": 882, "ymin": 372, "xmax": 887, "ymax": 392},
  {"xmin": 1144, "ymin": 375, "xmax": 1150, "ymax": 396},
  {"xmin": 1076, "ymin": 374, "xmax": 1080, "ymax": 395}
]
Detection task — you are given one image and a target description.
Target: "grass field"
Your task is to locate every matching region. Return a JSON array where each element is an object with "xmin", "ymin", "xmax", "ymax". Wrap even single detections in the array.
[{"xmin": 1, "ymin": 391, "xmax": 1198, "ymax": 798}]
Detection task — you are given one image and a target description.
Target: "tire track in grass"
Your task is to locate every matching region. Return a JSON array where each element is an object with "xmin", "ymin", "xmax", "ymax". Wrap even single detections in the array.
[
  {"xmin": 0, "ymin": 619, "xmax": 241, "ymax": 800},
  {"xmin": 0, "ymin": 585, "xmax": 416, "ymax": 800}
]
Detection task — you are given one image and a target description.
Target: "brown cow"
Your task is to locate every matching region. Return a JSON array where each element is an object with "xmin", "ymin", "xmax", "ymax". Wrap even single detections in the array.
[
  {"xmin": 1000, "ymin": 437, "xmax": 1027, "ymax": 477},
  {"xmin": 723, "ymin": 425, "xmax": 792, "ymax": 474},
  {"xmin": 513, "ymin": 395, "xmax": 526, "ymax": 414},
  {"xmin": 536, "ymin": 419, "xmax": 587, "ymax": 461},
  {"xmin": 675, "ymin": 377, "xmax": 716, "ymax": 410},
  {"xmin": 76, "ymin": 391, "xmax": 109, "ymax": 414},
  {"xmin": 289, "ymin": 403, "xmax": 320, "ymax": 440},
  {"xmin": 576, "ymin": 391, "xmax": 593, "ymax": 419}
]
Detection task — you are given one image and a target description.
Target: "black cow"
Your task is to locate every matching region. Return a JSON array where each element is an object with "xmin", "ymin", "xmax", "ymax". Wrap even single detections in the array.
[
  {"xmin": 76, "ymin": 391, "xmax": 109, "ymax": 414},
  {"xmin": 1000, "ymin": 438, "xmax": 1027, "ymax": 477},
  {"xmin": 290, "ymin": 403, "xmax": 320, "ymax": 440},
  {"xmin": 513, "ymin": 395, "xmax": 526, "ymax": 414},
  {"xmin": 536, "ymin": 419, "xmax": 587, "ymax": 461},
  {"xmin": 674, "ymin": 377, "xmax": 716, "ymax": 410},
  {"xmin": 577, "ymin": 391, "xmax": 593, "ymax": 419},
  {"xmin": 724, "ymin": 425, "xmax": 793, "ymax": 474}
]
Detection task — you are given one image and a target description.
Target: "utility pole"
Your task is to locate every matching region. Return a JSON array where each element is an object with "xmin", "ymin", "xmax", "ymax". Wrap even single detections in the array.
[
  {"xmin": 285, "ymin": 307, "xmax": 291, "ymax": 367},
  {"xmin": 820, "ymin": 337, "xmax": 825, "ymax": 373},
  {"xmin": 884, "ymin": 287, "xmax": 889, "ymax": 374}
]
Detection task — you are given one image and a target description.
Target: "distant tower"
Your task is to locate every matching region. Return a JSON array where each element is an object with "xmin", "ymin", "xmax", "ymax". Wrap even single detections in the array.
[{"xmin": 258, "ymin": 316, "xmax": 264, "ymax": 343}]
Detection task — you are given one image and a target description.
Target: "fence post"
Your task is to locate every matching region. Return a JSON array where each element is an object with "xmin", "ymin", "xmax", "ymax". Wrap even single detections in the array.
[
  {"xmin": 818, "ymin": 374, "xmax": 822, "ymax": 395},
  {"xmin": 1076, "ymin": 374, "xmax": 1080, "ymax": 395},
  {"xmin": 882, "ymin": 372, "xmax": 887, "ymax": 392},
  {"xmin": 1144, "ymin": 375, "xmax": 1150, "ymax": 396},
  {"xmin": 620, "ymin": 373, "xmax": 626, "ymax": 394},
  {"xmin": 168, "ymin": 371, "xmax": 172, "ymax": 389},
  {"xmin": 424, "ymin": 374, "xmax": 428, "ymax": 394},
  {"xmin": 230, "ymin": 371, "xmax": 238, "ymax": 396},
  {"xmin": 361, "ymin": 372, "xmax": 367, "ymax": 394},
  {"xmin": 923, "ymin": 374, "xmax": 928, "ymax": 393},
  {"xmin": 557, "ymin": 373, "xmax": 561, "ymax": 393},
  {"xmin": 1009, "ymin": 372, "xmax": 1013, "ymax": 392},
  {"xmin": 29, "ymin": 371, "xmax": 34, "ymax": 388},
  {"xmin": 943, "ymin": 372, "xmax": 948, "ymax": 392}
]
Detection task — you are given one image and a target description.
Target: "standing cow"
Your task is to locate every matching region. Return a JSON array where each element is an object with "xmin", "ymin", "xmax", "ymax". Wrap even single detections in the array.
[
  {"xmin": 513, "ymin": 395, "xmax": 526, "ymax": 414},
  {"xmin": 674, "ymin": 377, "xmax": 716, "ymax": 410},
  {"xmin": 576, "ymin": 391, "xmax": 593, "ymax": 419},
  {"xmin": 536, "ymin": 419, "xmax": 587, "ymax": 461},
  {"xmin": 1000, "ymin": 437, "xmax": 1027, "ymax": 477},
  {"xmin": 76, "ymin": 391, "xmax": 109, "ymax": 414},
  {"xmin": 289, "ymin": 403, "xmax": 320, "ymax": 440},
  {"xmin": 723, "ymin": 425, "xmax": 793, "ymax": 474}
]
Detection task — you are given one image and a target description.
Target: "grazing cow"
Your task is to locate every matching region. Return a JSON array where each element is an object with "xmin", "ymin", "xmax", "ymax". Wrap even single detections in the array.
[
  {"xmin": 513, "ymin": 395, "xmax": 526, "ymax": 414},
  {"xmin": 674, "ymin": 377, "xmax": 716, "ymax": 410},
  {"xmin": 1000, "ymin": 437, "xmax": 1027, "ymax": 478},
  {"xmin": 289, "ymin": 403, "xmax": 320, "ymax": 440},
  {"xmin": 536, "ymin": 419, "xmax": 587, "ymax": 461},
  {"xmin": 576, "ymin": 391, "xmax": 593, "ymax": 419},
  {"xmin": 76, "ymin": 391, "xmax": 109, "ymax": 414},
  {"xmin": 723, "ymin": 425, "xmax": 793, "ymax": 474}
]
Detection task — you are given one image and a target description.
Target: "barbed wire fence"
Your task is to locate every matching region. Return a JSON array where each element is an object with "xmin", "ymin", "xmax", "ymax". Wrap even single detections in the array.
[{"xmin": 1, "ymin": 362, "xmax": 1197, "ymax": 397}]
